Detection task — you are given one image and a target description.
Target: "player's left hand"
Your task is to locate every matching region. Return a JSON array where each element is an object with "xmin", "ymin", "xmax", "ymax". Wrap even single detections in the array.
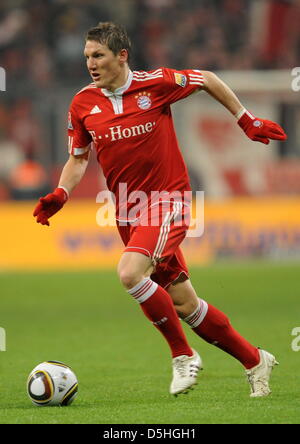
[{"xmin": 238, "ymin": 110, "xmax": 287, "ymax": 145}]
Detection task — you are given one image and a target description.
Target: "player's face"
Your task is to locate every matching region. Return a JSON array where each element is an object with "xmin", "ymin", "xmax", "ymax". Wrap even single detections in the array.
[{"xmin": 84, "ymin": 40, "xmax": 127, "ymax": 91}]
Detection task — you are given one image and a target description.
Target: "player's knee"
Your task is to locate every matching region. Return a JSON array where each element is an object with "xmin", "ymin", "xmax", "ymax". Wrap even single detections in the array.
[{"xmin": 118, "ymin": 268, "xmax": 144, "ymax": 290}]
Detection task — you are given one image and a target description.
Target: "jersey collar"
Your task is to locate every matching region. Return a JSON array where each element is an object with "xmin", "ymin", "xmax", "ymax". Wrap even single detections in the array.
[{"xmin": 101, "ymin": 70, "xmax": 133, "ymax": 97}]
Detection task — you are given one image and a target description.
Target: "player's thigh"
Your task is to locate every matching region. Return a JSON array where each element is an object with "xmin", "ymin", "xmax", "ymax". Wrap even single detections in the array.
[
  {"xmin": 168, "ymin": 278, "xmax": 199, "ymax": 318},
  {"xmin": 117, "ymin": 251, "xmax": 154, "ymax": 289}
]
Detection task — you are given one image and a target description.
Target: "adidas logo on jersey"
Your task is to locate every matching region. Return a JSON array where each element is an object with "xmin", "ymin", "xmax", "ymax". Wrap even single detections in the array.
[{"xmin": 90, "ymin": 105, "xmax": 102, "ymax": 114}]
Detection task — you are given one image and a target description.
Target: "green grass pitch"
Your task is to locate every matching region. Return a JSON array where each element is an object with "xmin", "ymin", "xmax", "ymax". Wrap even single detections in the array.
[{"xmin": 0, "ymin": 262, "xmax": 299, "ymax": 424}]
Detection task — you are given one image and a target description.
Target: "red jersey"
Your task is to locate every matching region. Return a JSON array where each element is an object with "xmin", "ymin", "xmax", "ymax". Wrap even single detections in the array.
[{"xmin": 67, "ymin": 67, "xmax": 204, "ymax": 217}]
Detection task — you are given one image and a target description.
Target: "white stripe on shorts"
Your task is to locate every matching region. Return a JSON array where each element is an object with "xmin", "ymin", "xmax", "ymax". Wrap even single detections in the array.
[{"xmin": 152, "ymin": 202, "xmax": 182, "ymax": 263}]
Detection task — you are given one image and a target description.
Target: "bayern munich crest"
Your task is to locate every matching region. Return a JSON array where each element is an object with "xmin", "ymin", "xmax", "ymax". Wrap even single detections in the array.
[
  {"xmin": 136, "ymin": 92, "xmax": 152, "ymax": 110},
  {"xmin": 253, "ymin": 120, "xmax": 263, "ymax": 128}
]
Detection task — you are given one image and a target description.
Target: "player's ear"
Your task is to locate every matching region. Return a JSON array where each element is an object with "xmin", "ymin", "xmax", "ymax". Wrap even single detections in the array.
[{"xmin": 119, "ymin": 49, "xmax": 129, "ymax": 64}]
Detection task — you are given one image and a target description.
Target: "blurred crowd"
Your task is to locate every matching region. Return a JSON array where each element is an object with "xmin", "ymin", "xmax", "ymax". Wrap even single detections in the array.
[
  {"xmin": 0, "ymin": 0, "xmax": 299, "ymax": 199},
  {"xmin": 1, "ymin": 0, "xmax": 299, "ymax": 93}
]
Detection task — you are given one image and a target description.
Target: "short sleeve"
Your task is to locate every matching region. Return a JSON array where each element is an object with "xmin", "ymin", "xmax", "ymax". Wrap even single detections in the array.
[
  {"xmin": 161, "ymin": 67, "xmax": 204, "ymax": 105},
  {"xmin": 67, "ymin": 101, "xmax": 92, "ymax": 156}
]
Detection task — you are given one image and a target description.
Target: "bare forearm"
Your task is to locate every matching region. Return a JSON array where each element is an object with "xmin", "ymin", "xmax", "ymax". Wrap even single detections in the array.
[
  {"xmin": 58, "ymin": 152, "xmax": 89, "ymax": 195},
  {"xmin": 201, "ymin": 71, "xmax": 244, "ymax": 117},
  {"xmin": 200, "ymin": 70, "xmax": 287, "ymax": 145}
]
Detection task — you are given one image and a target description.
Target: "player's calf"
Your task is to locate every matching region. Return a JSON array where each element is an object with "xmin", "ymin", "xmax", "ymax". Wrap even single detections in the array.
[
  {"xmin": 168, "ymin": 279, "xmax": 200, "ymax": 319},
  {"xmin": 183, "ymin": 298, "xmax": 260, "ymax": 370}
]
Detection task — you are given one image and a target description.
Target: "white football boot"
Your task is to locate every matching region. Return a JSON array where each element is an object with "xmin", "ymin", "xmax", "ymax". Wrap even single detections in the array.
[
  {"xmin": 245, "ymin": 349, "xmax": 279, "ymax": 398},
  {"xmin": 170, "ymin": 349, "xmax": 202, "ymax": 396}
]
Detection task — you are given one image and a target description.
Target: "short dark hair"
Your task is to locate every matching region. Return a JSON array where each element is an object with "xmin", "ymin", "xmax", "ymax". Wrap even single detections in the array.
[{"xmin": 86, "ymin": 22, "xmax": 131, "ymax": 63}]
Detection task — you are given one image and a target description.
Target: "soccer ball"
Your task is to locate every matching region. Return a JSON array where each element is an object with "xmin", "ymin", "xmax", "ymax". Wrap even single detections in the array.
[{"xmin": 27, "ymin": 361, "xmax": 78, "ymax": 406}]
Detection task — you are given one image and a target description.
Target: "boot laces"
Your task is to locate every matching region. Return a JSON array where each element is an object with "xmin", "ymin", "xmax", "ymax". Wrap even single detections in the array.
[{"xmin": 174, "ymin": 357, "xmax": 199, "ymax": 378}]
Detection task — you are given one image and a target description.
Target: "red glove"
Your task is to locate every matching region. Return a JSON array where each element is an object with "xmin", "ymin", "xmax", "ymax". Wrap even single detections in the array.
[
  {"xmin": 238, "ymin": 110, "xmax": 287, "ymax": 145},
  {"xmin": 33, "ymin": 187, "xmax": 68, "ymax": 226}
]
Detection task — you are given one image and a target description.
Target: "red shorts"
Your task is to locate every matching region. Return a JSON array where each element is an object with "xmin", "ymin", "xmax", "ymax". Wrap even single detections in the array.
[{"xmin": 116, "ymin": 201, "xmax": 190, "ymax": 289}]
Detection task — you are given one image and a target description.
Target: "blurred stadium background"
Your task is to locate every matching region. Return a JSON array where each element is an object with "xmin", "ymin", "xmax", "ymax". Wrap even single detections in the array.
[{"xmin": 0, "ymin": 0, "xmax": 300, "ymax": 270}]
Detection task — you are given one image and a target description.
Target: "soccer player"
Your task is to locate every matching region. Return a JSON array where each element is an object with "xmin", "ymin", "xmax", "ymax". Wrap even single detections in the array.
[{"xmin": 33, "ymin": 22, "xmax": 286, "ymax": 397}]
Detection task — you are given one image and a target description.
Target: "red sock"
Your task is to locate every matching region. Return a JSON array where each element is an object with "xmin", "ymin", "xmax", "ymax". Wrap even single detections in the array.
[
  {"xmin": 184, "ymin": 300, "xmax": 260, "ymax": 369},
  {"xmin": 128, "ymin": 278, "xmax": 193, "ymax": 358}
]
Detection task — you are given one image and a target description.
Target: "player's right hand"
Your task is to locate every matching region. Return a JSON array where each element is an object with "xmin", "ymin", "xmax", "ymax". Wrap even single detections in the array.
[{"xmin": 33, "ymin": 187, "xmax": 68, "ymax": 226}]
